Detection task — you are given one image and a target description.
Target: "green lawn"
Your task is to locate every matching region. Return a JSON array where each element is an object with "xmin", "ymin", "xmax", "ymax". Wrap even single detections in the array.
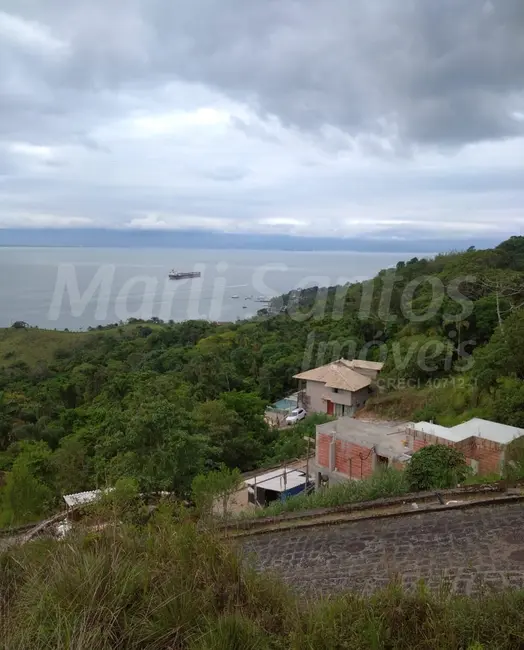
[
  {"xmin": 0, "ymin": 323, "xmax": 166, "ymax": 368},
  {"xmin": 0, "ymin": 328, "xmax": 89, "ymax": 367}
]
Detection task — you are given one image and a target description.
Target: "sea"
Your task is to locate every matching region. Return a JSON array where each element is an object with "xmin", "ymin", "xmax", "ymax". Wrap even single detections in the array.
[{"xmin": 0, "ymin": 247, "xmax": 420, "ymax": 331}]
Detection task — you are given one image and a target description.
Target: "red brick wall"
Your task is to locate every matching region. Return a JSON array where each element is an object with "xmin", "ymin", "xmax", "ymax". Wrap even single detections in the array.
[
  {"xmin": 410, "ymin": 431, "xmax": 450, "ymax": 451},
  {"xmin": 413, "ymin": 438, "xmax": 428, "ymax": 452},
  {"xmin": 318, "ymin": 426, "xmax": 504, "ymax": 480},
  {"xmin": 471, "ymin": 439, "xmax": 503, "ymax": 474},
  {"xmin": 316, "ymin": 433, "xmax": 332, "ymax": 469},
  {"xmin": 455, "ymin": 438, "xmax": 476, "ymax": 459},
  {"xmin": 409, "ymin": 428, "xmax": 504, "ymax": 476},
  {"xmin": 410, "ymin": 430, "xmax": 457, "ymax": 449},
  {"xmin": 334, "ymin": 440, "xmax": 374, "ymax": 479}
]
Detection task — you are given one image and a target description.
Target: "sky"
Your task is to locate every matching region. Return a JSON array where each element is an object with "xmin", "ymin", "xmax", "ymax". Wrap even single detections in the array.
[{"xmin": 0, "ymin": 0, "xmax": 523, "ymax": 245}]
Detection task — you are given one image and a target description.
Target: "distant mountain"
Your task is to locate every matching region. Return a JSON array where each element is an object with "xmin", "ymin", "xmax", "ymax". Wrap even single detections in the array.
[{"xmin": 0, "ymin": 227, "xmax": 505, "ymax": 253}]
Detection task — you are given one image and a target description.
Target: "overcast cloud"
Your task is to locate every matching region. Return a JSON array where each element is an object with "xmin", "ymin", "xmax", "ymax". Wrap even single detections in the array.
[{"xmin": 0, "ymin": 0, "xmax": 523, "ymax": 242}]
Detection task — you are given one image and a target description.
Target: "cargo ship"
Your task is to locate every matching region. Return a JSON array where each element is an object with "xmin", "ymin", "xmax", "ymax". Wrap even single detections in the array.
[{"xmin": 168, "ymin": 270, "xmax": 201, "ymax": 280}]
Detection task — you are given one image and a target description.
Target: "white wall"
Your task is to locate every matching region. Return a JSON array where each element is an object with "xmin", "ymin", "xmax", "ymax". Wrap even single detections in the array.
[
  {"xmin": 304, "ymin": 382, "xmax": 371, "ymax": 414},
  {"xmin": 305, "ymin": 380, "xmax": 326, "ymax": 412}
]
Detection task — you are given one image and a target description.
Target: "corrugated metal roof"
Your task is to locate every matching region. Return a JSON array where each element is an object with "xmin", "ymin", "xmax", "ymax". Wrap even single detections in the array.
[
  {"xmin": 410, "ymin": 421, "xmax": 462, "ymax": 441},
  {"xmin": 411, "ymin": 418, "xmax": 524, "ymax": 445},
  {"xmin": 63, "ymin": 488, "xmax": 113, "ymax": 507},
  {"xmin": 245, "ymin": 469, "xmax": 306, "ymax": 493}
]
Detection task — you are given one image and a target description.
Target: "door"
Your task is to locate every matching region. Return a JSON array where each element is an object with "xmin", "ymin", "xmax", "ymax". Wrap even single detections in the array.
[{"xmin": 326, "ymin": 400, "xmax": 334, "ymax": 415}]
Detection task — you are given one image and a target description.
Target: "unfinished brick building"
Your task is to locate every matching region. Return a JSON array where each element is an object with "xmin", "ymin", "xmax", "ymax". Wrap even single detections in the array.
[
  {"xmin": 406, "ymin": 418, "xmax": 523, "ymax": 475},
  {"xmin": 313, "ymin": 418, "xmax": 409, "ymax": 486},
  {"xmin": 314, "ymin": 417, "xmax": 523, "ymax": 486}
]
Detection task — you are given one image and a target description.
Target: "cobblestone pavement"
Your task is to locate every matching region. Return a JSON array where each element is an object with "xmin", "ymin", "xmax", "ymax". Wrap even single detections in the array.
[{"xmin": 239, "ymin": 503, "xmax": 524, "ymax": 596}]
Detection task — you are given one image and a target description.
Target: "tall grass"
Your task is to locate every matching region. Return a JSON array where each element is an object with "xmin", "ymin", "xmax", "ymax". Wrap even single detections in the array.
[
  {"xmin": 1, "ymin": 514, "xmax": 524, "ymax": 649},
  {"xmin": 240, "ymin": 469, "xmax": 410, "ymax": 519},
  {"xmin": 0, "ymin": 516, "xmax": 294, "ymax": 649}
]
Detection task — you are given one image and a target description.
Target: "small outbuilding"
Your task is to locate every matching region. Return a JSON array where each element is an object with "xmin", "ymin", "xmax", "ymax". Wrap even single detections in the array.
[{"xmin": 245, "ymin": 468, "xmax": 309, "ymax": 507}]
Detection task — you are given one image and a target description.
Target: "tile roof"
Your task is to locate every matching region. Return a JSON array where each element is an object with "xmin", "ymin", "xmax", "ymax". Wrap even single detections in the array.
[{"xmin": 294, "ymin": 359, "xmax": 372, "ymax": 392}]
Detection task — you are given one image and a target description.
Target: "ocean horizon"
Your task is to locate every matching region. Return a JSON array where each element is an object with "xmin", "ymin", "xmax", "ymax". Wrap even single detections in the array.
[{"xmin": 0, "ymin": 246, "xmax": 431, "ymax": 331}]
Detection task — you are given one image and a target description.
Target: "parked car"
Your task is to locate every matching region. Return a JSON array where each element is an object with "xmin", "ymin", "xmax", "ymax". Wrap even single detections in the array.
[{"xmin": 286, "ymin": 407, "xmax": 307, "ymax": 425}]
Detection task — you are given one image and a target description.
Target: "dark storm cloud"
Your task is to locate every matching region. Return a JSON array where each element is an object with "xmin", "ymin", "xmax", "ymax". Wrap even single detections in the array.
[
  {"xmin": 162, "ymin": 0, "xmax": 524, "ymax": 146},
  {"xmin": 0, "ymin": 0, "xmax": 522, "ymax": 240},
  {"xmin": 1, "ymin": 0, "xmax": 523, "ymax": 148},
  {"xmin": 138, "ymin": 0, "xmax": 524, "ymax": 146}
]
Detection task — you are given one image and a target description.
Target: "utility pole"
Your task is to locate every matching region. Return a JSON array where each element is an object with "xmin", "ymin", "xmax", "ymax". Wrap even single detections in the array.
[{"xmin": 303, "ymin": 436, "xmax": 315, "ymax": 493}]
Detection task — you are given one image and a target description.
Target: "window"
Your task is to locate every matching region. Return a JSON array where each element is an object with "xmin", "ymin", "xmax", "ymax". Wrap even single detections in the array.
[{"xmin": 333, "ymin": 388, "xmax": 339, "ymax": 393}]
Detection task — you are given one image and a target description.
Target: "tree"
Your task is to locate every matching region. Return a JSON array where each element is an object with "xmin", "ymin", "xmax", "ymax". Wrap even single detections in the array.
[
  {"xmin": 92, "ymin": 398, "xmax": 210, "ymax": 496},
  {"xmin": 11, "ymin": 321, "xmax": 28, "ymax": 329},
  {"xmin": 52, "ymin": 435, "xmax": 91, "ymax": 495},
  {"xmin": 495, "ymin": 235, "xmax": 524, "ymax": 271},
  {"xmin": 471, "ymin": 295, "xmax": 504, "ymax": 344},
  {"xmin": 9, "ymin": 440, "xmax": 55, "ymax": 490},
  {"xmin": 383, "ymin": 335, "xmax": 454, "ymax": 384},
  {"xmin": 405, "ymin": 445, "xmax": 469, "ymax": 491},
  {"xmin": 473, "ymin": 310, "xmax": 524, "ymax": 391},
  {"xmin": 504, "ymin": 436, "xmax": 524, "ymax": 480},
  {"xmin": 0, "ymin": 462, "xmax": 53, "ymax": 526},
  {"xmin": 192, "ymin": 393, "xmax": 273, "ymax": 471},
  {"xmin": 492, "ymin": 379, "xmax": 524, "ymax": 428},
  {"xmin": 191, "ymin": 465, "xmax": 242, "ymax": 519},
  {"xmin": 477, "ymin": 271, "xmax": 524, "ymax": 333}
]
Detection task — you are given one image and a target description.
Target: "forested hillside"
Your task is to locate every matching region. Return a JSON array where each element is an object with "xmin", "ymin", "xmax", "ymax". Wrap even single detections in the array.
[{"xmin": 1, "ymin": 236, "xmax": 524, "ymax": 525}]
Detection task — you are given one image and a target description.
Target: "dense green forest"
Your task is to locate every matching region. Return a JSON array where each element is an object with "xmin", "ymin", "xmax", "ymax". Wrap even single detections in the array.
[{"xmin": 1, "ymin": 235, "xmax": 524, "ymax": 525}]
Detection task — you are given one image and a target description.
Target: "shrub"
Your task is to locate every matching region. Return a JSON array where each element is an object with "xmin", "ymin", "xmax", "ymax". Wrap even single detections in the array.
[
  {"xmin": 504, "ymin": 437, "xmax": 524, "ymax": 481},
  {"xmin": 405, "ymin": 445, "xmax": 469, "ymax": 491}
]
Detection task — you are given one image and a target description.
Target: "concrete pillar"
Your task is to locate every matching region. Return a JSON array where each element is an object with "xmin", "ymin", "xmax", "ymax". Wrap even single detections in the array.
[{"xmin": 329, "ymin": 436, "xmax": 336, "ymax": 471}]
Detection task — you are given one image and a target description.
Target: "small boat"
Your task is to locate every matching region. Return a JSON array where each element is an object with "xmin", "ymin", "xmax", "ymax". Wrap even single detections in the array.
[
  {"xmin": 254, "ymin": 296, "xmax": 272, "ymax": 303},
  {"xmin": 169, "ymin": 270, "xmax": 201, "ymax": 280},
  {"xmin": 231, "ymin": 295, "xmax": 239, "ymax": 299},
  {"xmin": 245, "ymin": 295, "xmax": 252, "ymax": 300},
  {"xmin": 242, "ymin": 305, "xmax": 247, "ymax": 309}
]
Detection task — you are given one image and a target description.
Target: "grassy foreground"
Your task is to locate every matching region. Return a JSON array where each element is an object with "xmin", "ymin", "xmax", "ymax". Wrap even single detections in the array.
[{"xmin": 1, "ymin": 514, "xmax": 524, "ymax": 649}]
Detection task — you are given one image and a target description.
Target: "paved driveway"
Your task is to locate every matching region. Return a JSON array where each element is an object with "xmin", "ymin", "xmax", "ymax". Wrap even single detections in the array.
[{"xmin": 240, "ymin": 502, "xmax": 524, "ymax": 596}]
